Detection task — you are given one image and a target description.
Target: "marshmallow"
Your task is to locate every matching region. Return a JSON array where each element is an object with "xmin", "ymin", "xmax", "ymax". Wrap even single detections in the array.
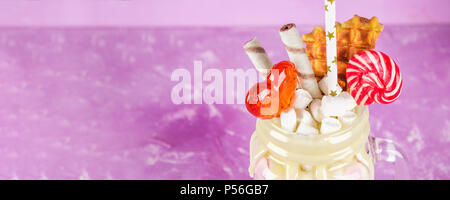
[
  {"xmin": 296, "ymin": 122, "xmax": 319, "ymax": 136},
  {"xmin": 339, "ymin": 110, "xmax": 358, "ymax": 126},
  {"xmin": 293, "ymin": 89, "xmax": 313, "ymax": 110},
  {"xmin": 253, "ymin": 157, "xmax": 269, "ymax": 180},
  {"xmin": 321, "ymin": 92, "xmax": 357, "ymax": 117},
  {"xmin": 340, "ymin": 162, "xmax": 370, "ymax": 180},
  {"xmin": 321, "ymin": 95, "xmax": 346, "ymax": 117},
  {"xmin": 280, "ymin": 108, "xmax": 297, "ymax": 132},
  {"xmin": 338, "ymin": 92, "xmax": 357, "ymax": 110},
  {"xmin": 319, "ymin": 76, "xmax": 343, "ymax": 95},
  {"xmin": 309, "ymin": 99, "xmax": 325, "ymax": 122},
  {"xmin": 320, "ymin": 117, "xmax": 342, "ymax": 134},
  {"xmin": 295, "ymin": 109, "xmax": 316, "ymax": 127}
]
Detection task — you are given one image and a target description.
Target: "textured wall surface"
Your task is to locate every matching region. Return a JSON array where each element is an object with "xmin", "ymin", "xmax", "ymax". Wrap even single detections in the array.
[
  {"xmin": 0, "ymin": 0, "xmax": 449, "ymax": 26},
  {"xmin": 0, "ymin": 25, "xmax": 448, "ymax": 179}
]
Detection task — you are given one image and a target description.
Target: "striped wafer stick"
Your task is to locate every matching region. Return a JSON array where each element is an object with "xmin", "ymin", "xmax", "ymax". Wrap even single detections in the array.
[
  {"xmin": 243, "ymin": 38, "xmax": 273, "ymax": 76},
  {"xmin": 280, "ymin": 23, "xmax": 322, "ymax": 98}
]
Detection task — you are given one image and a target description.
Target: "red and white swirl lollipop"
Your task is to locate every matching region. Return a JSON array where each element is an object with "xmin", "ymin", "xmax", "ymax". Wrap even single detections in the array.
[{"xmin": 346, "ymin": 50, "xmax": 403, "ymax": 105}]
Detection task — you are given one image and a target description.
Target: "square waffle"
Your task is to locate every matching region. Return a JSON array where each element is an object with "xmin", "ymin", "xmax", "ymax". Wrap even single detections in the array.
[{"xmin": 302, "ymin": 15, "xmax": 384, "ymax": 89}]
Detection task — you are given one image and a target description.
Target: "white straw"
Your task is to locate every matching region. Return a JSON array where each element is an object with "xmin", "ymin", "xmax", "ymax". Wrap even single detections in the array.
[{"xmin": 324, "ymin": 0, "xmax": 339, "ymax": 96}]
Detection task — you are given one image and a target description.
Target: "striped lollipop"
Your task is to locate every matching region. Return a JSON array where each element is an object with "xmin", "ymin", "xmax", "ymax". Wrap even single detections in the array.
[{"xmin": 346, "ymin": 50, "xmax": 402, "ymax": 105}]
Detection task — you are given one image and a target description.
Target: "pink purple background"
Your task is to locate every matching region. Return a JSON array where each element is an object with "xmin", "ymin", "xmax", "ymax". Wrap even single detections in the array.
[
  {"xmin": 1, "ymin": 0, "xmax": 449, "ymax": 26},
  {"xmin": 0, "ymin": 0, "xmax": 448, "ymax": 180}
]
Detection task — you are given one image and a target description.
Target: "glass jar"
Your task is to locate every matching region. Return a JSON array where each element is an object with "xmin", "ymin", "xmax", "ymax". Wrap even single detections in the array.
[{"xmin": 249, "ymin": 106, "xmax": 408, "ymax": 180}]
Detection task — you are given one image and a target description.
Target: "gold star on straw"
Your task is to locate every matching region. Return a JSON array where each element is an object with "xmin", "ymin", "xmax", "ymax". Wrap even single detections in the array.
[
  {"xmin": 327, "ymin": 65, "xmax": 331, "ymax": 72},
  {"xmin": 327, "ymin": 0, "xmax": 335, "ymax": 4},
  {"xmin": 326, "ymin": 31, "xmax": 334, "ymax": 40},
  {"xmin": 330, "ymin": 90, "xmax": 337, "ymax": 96},
  {"xmin": 332, "ymin": 56, "xmax": 337, "ymax": 64},
  {"xmin": 325, "ymin": 5, "xmax": 328, "ymax": 12}
]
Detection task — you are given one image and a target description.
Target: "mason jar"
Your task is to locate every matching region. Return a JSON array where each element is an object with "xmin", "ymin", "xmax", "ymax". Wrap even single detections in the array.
[{"xmin": 249, "ymin": 106, "xmax": 408, "ymax": 180}]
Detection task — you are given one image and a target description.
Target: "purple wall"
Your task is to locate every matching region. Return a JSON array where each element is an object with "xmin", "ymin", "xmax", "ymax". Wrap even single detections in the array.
[
  {"xmin": 0, "ymin": 0, "xmax": 449, "ymax": 26},
  {"xmin": 0, "ymin": 0, "xmax": 448, "ymax": 180}
]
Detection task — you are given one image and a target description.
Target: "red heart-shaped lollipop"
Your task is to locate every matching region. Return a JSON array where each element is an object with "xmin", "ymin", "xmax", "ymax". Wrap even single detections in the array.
[{"xmin": 245, "ymin": 61, "xmax": 297, "ymax": 118}]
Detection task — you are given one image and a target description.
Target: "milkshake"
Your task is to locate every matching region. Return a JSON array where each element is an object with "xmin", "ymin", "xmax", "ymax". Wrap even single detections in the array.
[
  {"xmin": 249, "ymin": 106, "xmax": 372, "ymax": 180},
  {"xmin": 243, "ymin": 14, "xmax": 405, "ymax": 180}
]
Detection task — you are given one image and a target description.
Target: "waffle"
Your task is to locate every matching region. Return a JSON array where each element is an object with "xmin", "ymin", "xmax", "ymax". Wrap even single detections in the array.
[{"xmin": 302, "ymin": 15, "xmax": 384, "ymax": 89}]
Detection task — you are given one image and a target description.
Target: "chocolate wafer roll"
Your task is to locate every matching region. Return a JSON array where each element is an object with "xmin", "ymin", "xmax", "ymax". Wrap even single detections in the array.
[
  {"xmin": 280, "ymin": 23, "xmax": 322, "ymax": 98},
  {"xmin": 243, "ymin": 38, "xmax": 273, "ymax": 76}
]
